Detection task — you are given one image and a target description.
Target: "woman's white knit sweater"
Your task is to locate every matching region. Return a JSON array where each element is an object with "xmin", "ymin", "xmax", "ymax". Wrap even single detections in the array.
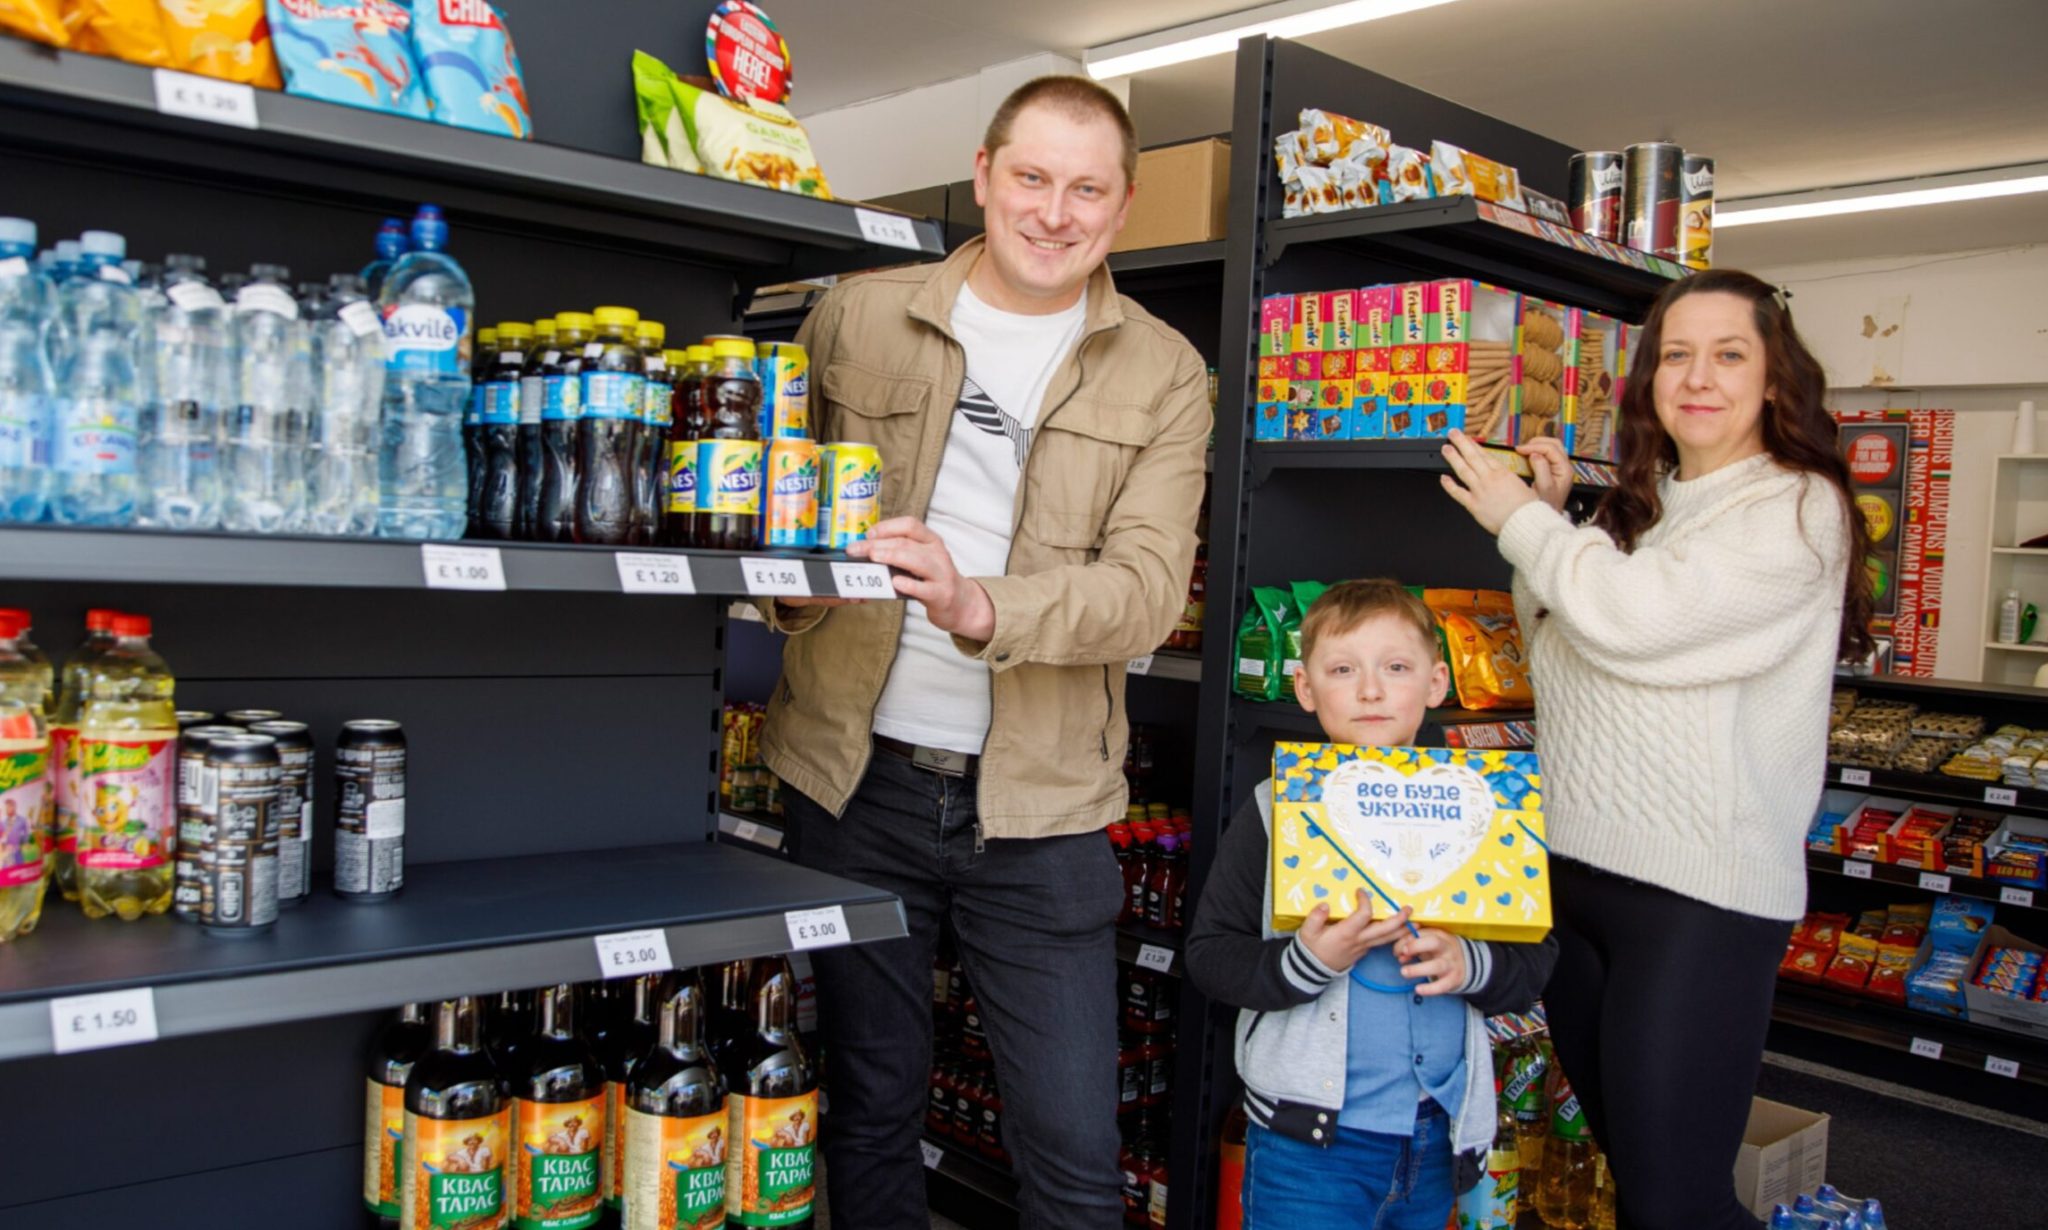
[{"xmin": 1500, "ymin": 454, "xmax": 1848, "ymax": 920}]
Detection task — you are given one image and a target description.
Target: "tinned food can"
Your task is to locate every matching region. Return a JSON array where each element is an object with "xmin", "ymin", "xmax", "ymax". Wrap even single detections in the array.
[
  {"xmin": 1623, "ymin": 142, "xmax": 1683, "ymax": 258},
  {"xmin": 173, "ymin": 724, "xmax": 240, "ymax": 921},
  {"xmin": 248, "ymin": 720, "xmax": 314, "ymax": 907},
  {"xmin": 824, "ymin": 442, "xmax": 881, "ymax": 550},
  {"xmin": 1567, "ymin": 151, "xmax": 1624, "ymax": 242},
  {"xmin": 334, "ymin": 719, "xmax": 406, "ymax": 902},
  {"xmin": 203, "ymin": 733, "xmax": 281, "ymax": 934},
  {"xmin": 1679, "ymin": 154, "xmax": 1715, "ymax": 271},
  {"xmin": 765, "ymin": 437, "xmax": 820, "ymax": 550},
  {"xmin": 761, "ymin": 341, "xmax": 811, "ymax": 439}
]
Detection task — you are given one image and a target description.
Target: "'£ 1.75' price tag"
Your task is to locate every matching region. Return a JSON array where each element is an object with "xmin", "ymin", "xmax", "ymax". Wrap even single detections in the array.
[
  {"xmin": 742, "ymin": 557, "xmax": 811, "ymax": 598},
  {"xmin": 615, "ymin": 552, "xmax": 696, "ymax": 595},
  {"xmin": 420, "ymin": 544, "xmax": 506, "ymax": 591},
  {"xmin": 50, "ymin": 988, "xmax": 159, "ymax": 1054},
  {"xmin": 593, "ymin": 929, "xmax": 674, "ymax": 979},
  {"xmin": 785, "ymin": 905, "xmax": 850, "ymax": 952},
  {"xmin": 855, "ymin": 208, "xmax": 924, "ymax": 251}
]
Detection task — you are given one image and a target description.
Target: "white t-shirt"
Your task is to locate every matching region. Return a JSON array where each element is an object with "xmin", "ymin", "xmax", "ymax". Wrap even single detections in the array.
[{"xmin": 871, "ymin": 283, "xmax": 1088, "ymax": 753}]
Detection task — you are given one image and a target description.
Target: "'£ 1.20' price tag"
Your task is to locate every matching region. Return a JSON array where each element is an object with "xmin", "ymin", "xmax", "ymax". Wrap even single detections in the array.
[
  {"xmin": 615, "ymin": 552, "xmax": 697, "ymax": 595},
  {"xmin": 593, "ymin": 929, "xmax": 674, "ymax": 979},
  {"xmin": 50, "ymin": 988, "xmax": 159, "ymax": 1054}
]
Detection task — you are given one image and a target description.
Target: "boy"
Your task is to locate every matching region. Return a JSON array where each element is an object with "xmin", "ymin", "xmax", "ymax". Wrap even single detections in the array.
[{"xmin": 1187, "ymin": 579, "xmax": 1556, "ymax": 1229}]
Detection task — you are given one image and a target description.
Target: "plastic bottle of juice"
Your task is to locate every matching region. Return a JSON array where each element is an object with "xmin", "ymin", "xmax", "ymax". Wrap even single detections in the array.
[
  {"xmin": 513, "ymin": 317, "xmax": 555, "ymax": 540},
  {"xmin": 76, "ymin": 613, "xmax": 177, "ymax": 921},
  {"xmin": 463, "ymin": 324, "xmax": 496, "ymax": 534},
  {"xmin": 0, "ymin": 609, "xmax": 51, "ymax": 942},
  {"xmin": 0, "ymin": 608, "xmax": 54, "ymax": 711},
  {"xmin": 474, "ymin": 322, "xmax": 529, "ymax": 540},
  {"xmin": 1455, "ymin": 1069, "xmax": 1519, "ymax": 1228},
  {"xmin": 1536, "ymin": 1075, "xmax": 1594, "ymax": 1230},
  {"xmin": 48, "ymin": 607, "xmax": 118, "ymax": 901},
  {"xmin": 536, "ymin": 312, "xmax": 592, "ymax": 543},
  {"xmin": 664, "ymin": 344, "xmax": 712, "ymax": 547},
  {"xmin": 632, "ymin": 320, "xmax": 670, "ymax": 547},
  {"xmin": 574, "ymin": 307, "xmax": 645, "ymax": 546},
  {"xmin": 697, "ymin": 338, "xmax": 763, "ymax": 551},
  {"xmin": 1505, "ymin": 1033, "xmax": 1549, "ymax": 1181}
]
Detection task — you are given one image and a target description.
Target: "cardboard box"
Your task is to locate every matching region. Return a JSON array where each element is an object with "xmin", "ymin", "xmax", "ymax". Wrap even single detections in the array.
[
  {"xmin": 1352, "ymin": 285, "xmax": 1395, "ymax": 439},
  {"xmin": 1386, "ymin": 283, "xmax": 1430, "ymax": 438},
  {"xmin": 1562, "ymin": 308, "xmax": 1624, "ymax": 460},
  {"xmin": 1988, "ymin": 814, "xmax": 2048, "ymax": 887},
  {"xmin": 1269, "ymin": 743, "xmax": 1549, "ymax": 941},
  {"xmin": 1733, "ymin": 1098, "xmax": 1830, "ymax": 1218},
  {"xmin": 1255, "ymin": 296, "xmax": 1293, "ymax": 441},
  {"xmin": 1423, "ymin": 279, "xmax": 1519, "ymax": 440},
  {"xmin": 1962, "ymin": 924, "xmax": 2048, "ymax": 1039},
  {"xmin": 1111, "ymin": 138, "xmax": 1230, "ymax": 253}
]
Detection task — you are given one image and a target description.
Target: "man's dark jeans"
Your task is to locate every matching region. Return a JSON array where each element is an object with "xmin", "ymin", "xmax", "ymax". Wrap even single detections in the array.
[{"xmin": 784, "ymin": 750, "xmax": 1126, "ymax": 1230}]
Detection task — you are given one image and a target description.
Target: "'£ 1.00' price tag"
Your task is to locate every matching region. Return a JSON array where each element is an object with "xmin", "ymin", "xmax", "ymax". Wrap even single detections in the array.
[
  {"xmin": 615, "ymin": 552, "xmax": 697, "ymax": 595},
  {"xmin": 785, "ymin": 905, "xmax": 850, "ymax": 952},
  {"xmin": 50, "ymin": 988, "xmax": 159, "ymax": 1054},
  {"xmin": 420, "ymin": 544, "xmax": 506, "ymax": 591},
  {"xmin": 593, "ymin": 929, "xmax": 674, "ymax": 979},
  {"xmin": 830, "ymin": 562, "xmax": 893, "ymax": 600},
  {"xmin": 742, "ymin": 557, "xmax": 811, "ymax": 598}
]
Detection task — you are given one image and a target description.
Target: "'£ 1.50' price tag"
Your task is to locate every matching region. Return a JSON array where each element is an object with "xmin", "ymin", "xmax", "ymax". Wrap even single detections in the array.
[
  {"xmin": 50, "ymin": 988, "xmax": 159, "ymax": 1054},
  {"xmin": 830, "ymin": 562, "xmax": 893, "ymax": 600},
  {"xmin": 420, "ymin": 544, "xmax": 506, "ymax": 591},
  {"xmin": 615, "ymin": 552, "xmax": 697, "ymax": 595},
  {"xmin": 785, "ymin": 905, "xmax": 850, "ymax": 952},
  {"xmin": 742, "ymin": 557, "xmax": 811, "ymax": 598},
  {"xmin": 593, "ymin": 929, "xmax": 674, "ymax": 979}
]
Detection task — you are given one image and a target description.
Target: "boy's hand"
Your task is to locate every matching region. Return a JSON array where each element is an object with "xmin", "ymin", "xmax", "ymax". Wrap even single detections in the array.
[
  {"xmin": 1299, "ymin": 892, "xmax": 1412, "ymax": 974},
  {"xmin": 1395, "ymin": 927, "xmax": 1468, "ymax": 996}
]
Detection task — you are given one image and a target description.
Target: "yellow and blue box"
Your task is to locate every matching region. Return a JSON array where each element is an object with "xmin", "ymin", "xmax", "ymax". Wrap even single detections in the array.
[
  {"xmin": 1255, "ymin": 295, "xmax": 1292, "ymax": 441},
  {"xmin": 1271, "ymin": 743, "xmax": 1551, "ymax": 942}
]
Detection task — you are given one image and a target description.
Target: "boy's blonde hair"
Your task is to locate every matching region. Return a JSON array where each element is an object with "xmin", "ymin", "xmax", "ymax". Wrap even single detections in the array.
[{"xmin": 1300, "ymin": 579, "xmax": 1439, "ymax": 663}]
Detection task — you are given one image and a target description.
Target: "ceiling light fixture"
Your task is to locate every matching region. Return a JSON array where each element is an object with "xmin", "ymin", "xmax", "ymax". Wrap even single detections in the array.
[
  {"xmin": 1083, "ymin": 0, "xmax": 1459, "ymax": 80},
  {"xmin": 1717, "ymin": 162, "xmax": 2048, "ymax": 227}
]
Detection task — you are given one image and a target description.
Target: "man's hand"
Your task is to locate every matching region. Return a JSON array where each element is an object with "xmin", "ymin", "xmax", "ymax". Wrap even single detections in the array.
[
  {"xmin": 1439, "ymin": 428, "xmax": 1540, "ymax": 535},
  {"xmin": 1517, "ymin": 435, "xmax": 1573, "ymax": 513},
  {"xmin": 848, "ymin": 517, "xmax": 997, "ymax": 642},
  {"xmin": 1394, "ymin": 927, "xmax": 1469, "ymax": 997},
  {"xmin": 1298, "ymin": 892, "xmax": 1412, "ymax": 974}
]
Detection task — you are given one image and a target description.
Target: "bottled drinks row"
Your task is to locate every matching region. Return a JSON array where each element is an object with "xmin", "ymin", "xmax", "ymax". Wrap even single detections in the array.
[
  {"xmin": 720, "ymin": 703, "xmax": 784, "ymax": 818},
  {"xmin": 0, "ymin": 606, "xmax": 408, "ymax": 941},
  {"xmin": 1117, "ymin": 725, "xmax": 1193, "ymax": 932},
  {"xmin": 365, "ymin": 959, "xmax": 816, "ymax": 1230},
  {"xmin": 0, "ymin": 208, "xmax": 472, "ymax": 537}
]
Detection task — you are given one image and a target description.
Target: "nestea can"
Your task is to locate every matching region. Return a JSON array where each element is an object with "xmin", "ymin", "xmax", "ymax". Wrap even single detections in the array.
[
  {"xmin": 765, "ymin": 437, "xmax": 820, "ymax": 549},
  {"xmin": 824, "ymin": 442, "xmax": 881, "ymax": 550}
]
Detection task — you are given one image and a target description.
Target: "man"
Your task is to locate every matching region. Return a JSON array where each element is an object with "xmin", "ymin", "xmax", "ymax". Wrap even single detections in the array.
[{"xmin": 761, "ymin": 76, "xmax": 1209, "ymax": 1230}]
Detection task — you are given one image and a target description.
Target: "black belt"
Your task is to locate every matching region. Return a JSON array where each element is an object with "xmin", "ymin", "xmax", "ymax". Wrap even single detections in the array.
[{"xmin": 874, "ymin": 735, "xmax": 979, "ymax": 777}]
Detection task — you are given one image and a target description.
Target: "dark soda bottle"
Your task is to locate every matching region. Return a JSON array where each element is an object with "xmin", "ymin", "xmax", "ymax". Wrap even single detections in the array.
[
  {"xmin": 665, "ymin": 344, "xmax": 713, "ymax": 547},
  {"xmin": 709, "ymin": 958, "xmax": 751, "ymax": 1079},
  {"xmin": 363, "ymin": 1002, "xmax": 430, "ymax": 1227},
  {"xmin": 507, "ymin": 984, "xmax": 604, "ymax": 1230},
  {"xmin": 537, "ymin": 312, "xmax": 593, "ymax": 543},
  {"xmin": 1165, "ymin": 543, "xmax": 1207, "ymax": 651},
  {"xmin": 574, "ymin": 307, "xmax": 645, "ymax": 545},
  {"xmin": 464, "ymin": 325, "xmax": 496, "ymax": 535},
  {"xmin": 514, "ymin": 317, "xmax": 555, "ymax": 540},
  {"xmin": 401, "ymin": 997, "xmax": 508, "ymax": 1230},
  {"xmin": 697, "ymin": 337, "xmax": 763, "ymax": 551},
  {"xmin": 473, "ymin": 321, "xmax": 529, "ymax": 540},
  {"xmin": 623, "ymin": 971, "xmax": 728, "ymax": 1226},
  {"xmin": 596, "ymin": 974, "xmax": 659, "ymax": 1218},
  {"xmin": 727, "ymin": 957, "xmax": 816, "ymax": 1228},
  {"xmin": 632, "ymin": 321, "xmax": 669, "ymax": 546}
]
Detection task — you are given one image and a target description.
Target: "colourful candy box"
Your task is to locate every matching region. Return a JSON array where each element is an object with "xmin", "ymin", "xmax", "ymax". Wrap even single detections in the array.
[{"xmin": 1271, "ymin": 743, "xmax": 1550, "ymax": 942}]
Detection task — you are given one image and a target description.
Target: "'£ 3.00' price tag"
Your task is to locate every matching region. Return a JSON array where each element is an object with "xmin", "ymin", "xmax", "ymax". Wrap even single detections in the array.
[
  {"xmin": 785, "ymin": 905, "xmax": 849, "ymax": 952},
  {"xmin": 593, "ymin": 929, "xmax": 674, "ymax": 979}
]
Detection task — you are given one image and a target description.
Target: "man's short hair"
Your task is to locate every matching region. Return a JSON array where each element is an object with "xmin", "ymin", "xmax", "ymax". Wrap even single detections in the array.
[
  {"xmin": 1300, "ymin": 579, "xmax": 1439, "ymax": 663},
  {"xmin": 982, "ymin": 76, "xmax": 1139, "ymax": 190}
]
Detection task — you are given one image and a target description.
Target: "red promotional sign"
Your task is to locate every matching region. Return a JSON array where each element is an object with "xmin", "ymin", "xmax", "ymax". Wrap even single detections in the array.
[
  {"xmin": 1846, "ymin": 432, "xmax": 1900, "ymax": 485},
  {"xmin": 707, "ymin": 0, "xmax": 792, "ymax": 107}
]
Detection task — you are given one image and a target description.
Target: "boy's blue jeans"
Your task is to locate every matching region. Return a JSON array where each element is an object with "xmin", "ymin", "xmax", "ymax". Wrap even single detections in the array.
[{"xmin": 1243, "ymin": 1099, "xmax": 1456, "ymax": 1230}]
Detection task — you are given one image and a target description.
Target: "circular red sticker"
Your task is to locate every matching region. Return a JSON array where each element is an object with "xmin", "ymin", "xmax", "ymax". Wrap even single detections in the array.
[
  {"xmin": 1845, "ymin": 432, "xmax": 1899, "ymax": 485},
  {"xmin": 707, "ymin": 0, "xmax": 792, "ymax": 107}
]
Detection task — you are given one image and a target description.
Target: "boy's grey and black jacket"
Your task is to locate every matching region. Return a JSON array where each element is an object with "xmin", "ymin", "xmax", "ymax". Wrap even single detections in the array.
[{"xmin": 1186, "ymin": 781, "xmax": 1558, "ymax": 1194}]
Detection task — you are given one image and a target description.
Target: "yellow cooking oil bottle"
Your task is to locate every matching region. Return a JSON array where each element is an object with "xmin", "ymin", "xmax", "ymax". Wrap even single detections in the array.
[
  {"xmin": 76, "ymin": 613, "xmax": 178, "ymax": 921},
  {"xmin": 48, "ymin": 607, "xmax": 118, "ymax": 900},
  {"xmin": 1536, "ymin": 1074, "xmax": 1595, "ymax": 1230},
  {"xmin": 0, "ymin": 609, "xmax": 52, "ymax": 941}
]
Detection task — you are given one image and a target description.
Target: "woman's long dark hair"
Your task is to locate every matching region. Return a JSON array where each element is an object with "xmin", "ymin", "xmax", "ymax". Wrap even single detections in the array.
[{"xmin": 1592, "ymin": 269, "xmax": 1874, "ymax": 662}]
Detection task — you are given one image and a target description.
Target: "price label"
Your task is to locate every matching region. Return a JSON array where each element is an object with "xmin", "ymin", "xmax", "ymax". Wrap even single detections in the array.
[
  {"xmin": 1127, "ymin": 655, "xmax": 1155, "ymax": 676},
  {"xmin": 733, "ymin": 819, "xmax": 763, "ymax": 845},
  {"xmin": 919, "ymin": 1139, "xmax": 944, "ymax": 1170},
  {"xmin": 166, "ymin": 281, "xmax": 226, "ymax": 312},
  {"xmin": 152, "ymin": 69, "xmax": 258, "ymax": 129},
  {"xmin": 785, "ymin": 905, "xmax": 850, "ymax": 951},
  {"xmin": 1986, "ymin": 786, "xmax": 2019, "ymax": 807},
  {"xmin": 742, "ymin": 557, "xmax": 811, "ymax": 598},
  {"xmin": 1840, "ymin": 768, "xmax": 1872, "ymax": 788},
  {"xmin": 1136, "ymin": 943, "xmax": 1174, "ymax": 973},
  {"xmin": 1986, "ymin": 1055, "xmax": 2021, "ymax": 1080},
  {"xmin": 49, "ymin": 988, "xmax": 159, "ymax": 1054},
  {"xmin": 420, "ymin": 544, "xmax": 506, "ymax": 591},
  {"xmin": 1909, "ymin": 1037, "xmax": 1944, "ymax": 1061},
  {"xmin": 593, "ymin": 929, "xmax": 674, "ymax": 978},
  {"xmin": 338, "ymin": 300, "xmax": 383, "ymax": 338},
  {"xmin": 615, "ymin": 552, "xmax": 697, "ymax": 595},
  {"xmin": 1918, "ymin": 872, "xmax": 1953, "ymax": 893},
  {"xmin": 1843, "ymin": 859, "xmax": 1874, "ymax": 880},
  {"xmin": 830, "ymin": 561, "xmax": 893, "ymax": 600},
  {"xmin": 855, "ymin": 208, "xmax": 924, "ymax": 251},
  {"xmin": 2001, "ymin": 886, "xmax": 2036, "ymax": 908}
]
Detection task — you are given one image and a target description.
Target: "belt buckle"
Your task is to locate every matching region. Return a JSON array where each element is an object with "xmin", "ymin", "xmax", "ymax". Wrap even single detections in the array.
[{"xmin": 910, "ymin": 744, "xmax": 970, "ymax": 777}]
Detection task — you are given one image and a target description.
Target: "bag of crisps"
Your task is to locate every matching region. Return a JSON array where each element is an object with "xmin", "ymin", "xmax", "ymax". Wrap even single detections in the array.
[
  {"xmin": 66, "ymin": 0, "xmax": 171, "ymax": 61},
  {"xmin": 266, "ymin": 0, "xmax": 429, "ymax": 118},
  {"xmin": 632, "ymin": 50, "xmax": 704, "ymax": 173},
  {"xmin": 2, "ymin": 0, "xmax": 67, "ymax": 46},
  {"xmin": 1422, "ymin": 588, "xmax": 1534, "ymax": 710},
  {"xmin": 1234, "ymin": 586, "xmax": 1295, "ymax": 702},
  {"xmin": 156, "ymin": 0, "xmax": 281, "ymax": 87},
  {"xmin": 412, "ymin": 0, "xmax": 530, "ymax": 139},
  {"xmin": 672, "ymin": 76, "xmax": 831, "ymax": 199}
]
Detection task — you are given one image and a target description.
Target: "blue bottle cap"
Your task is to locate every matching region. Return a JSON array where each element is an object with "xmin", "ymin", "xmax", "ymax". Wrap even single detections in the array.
[
  {"xmin": 0, "ymin": 217, "xmax": 34, "ymax": 248},
  {"xmin": 79, "ymin": 230, "xmax": 126, "ymax": 260}
]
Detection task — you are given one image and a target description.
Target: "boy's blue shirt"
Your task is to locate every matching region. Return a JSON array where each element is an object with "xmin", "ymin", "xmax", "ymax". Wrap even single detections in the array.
[{"xmin": 1342, "ymin": 948, "xmax": 1469, "ymax": 1133}]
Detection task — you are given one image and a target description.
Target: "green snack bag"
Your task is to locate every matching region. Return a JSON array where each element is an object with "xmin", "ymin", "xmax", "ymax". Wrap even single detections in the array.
[
  {"xmin": 1287, "ymin": 580, "xmax": 1328, "ymax": 681},
  {"xmin": 670, "ymin": 76, "xmax": 834, "ymax": 198},
  {"xmin": 632, "ymin": 50, "xmax": 704, "ymax": 173},
  {"xmin": 1235, "ymin": 586, "xmax": 1295, "ymax": 701}
]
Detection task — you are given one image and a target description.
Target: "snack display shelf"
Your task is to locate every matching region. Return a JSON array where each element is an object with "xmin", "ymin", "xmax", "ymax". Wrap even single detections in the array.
[
  {"xmin": 0, "ymin": 843, "xmax": 906, "ymax": 1062},
  {"xmin": 1770, "ymin": 983, "xmax": 2048, "ymax": 1087},
  {"xmin": 0, "ymin": 524, "xmax": 873, "ymax": 596},
  {"xmin": 1117, "ymin": 920, "xmax": 1184, "ymax": 978},
  {"xmin": 1233, "ymin": 696, "xmax": 1534, "ymax": 739},
  {"xmin": 1251, "ymin": 438, "xmax": 1618, "ymax": 488},
  {"xmin": 0, "ymin": 41, "xmax": 944, "ymax": 282},
  {"xmin": 1825, "ymin": 762, "xmax": 2048, "ymax": 820},
  {"xmin": 1805, "ymin": 850, "xmax": 2044, "ymax": 912},
  {"xmin": 921, "ymin": 1131, "xmax": 1021, "ymax": 1214}
]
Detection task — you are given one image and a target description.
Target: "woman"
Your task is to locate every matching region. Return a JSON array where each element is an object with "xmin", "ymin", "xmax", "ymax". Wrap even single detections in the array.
[{"xmin": 1439, "ymin": 270, "xmax": 1870, "ymax": 1230}]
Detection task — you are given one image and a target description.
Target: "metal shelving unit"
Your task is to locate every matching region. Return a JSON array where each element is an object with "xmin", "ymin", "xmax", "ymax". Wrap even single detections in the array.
[{"xmin": 1771, "ymin": 984, "xmax": 2048, "ymax": 1088}]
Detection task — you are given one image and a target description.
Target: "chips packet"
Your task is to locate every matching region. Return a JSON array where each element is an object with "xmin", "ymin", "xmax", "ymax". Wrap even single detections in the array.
[
  {"xmin": 671, "ymin": 76, "xmax": 831, "ymax": 198},
  {"xmin": 64, "ymin": 0, "xmax": 169, "ymax": 61},
  {"xmin": 1, "ymin": 0, "xmax": 68, "ymax": 45},
  {"xmin": 632, "ymin": 50, "xmax": 705, "ymax": 173},
  {"xmin": 156, "ymin": 0, "xmax": 281, "ymax": 87},
  {"xmin": 1423, "ymin": 588, "xmax": 1534, "ymax": 710},
  {"xmin": 411, "ymin": 0, "xmax": 529, "ymax": 139},
  {"xmin": 266, "ymin": 0, "xmax": 428, "ymax": 117},
  {"xmin": 1235, "ymin": 586, "xmax": 1295, "ymax": 702}
]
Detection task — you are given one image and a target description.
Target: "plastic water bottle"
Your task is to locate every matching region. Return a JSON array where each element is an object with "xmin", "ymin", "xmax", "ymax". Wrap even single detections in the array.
[
  {"xmin": 50, "ymin": 230, "xmax": 141, "ymax": 526},
  {"xmin": 303, "ymin": 273, "xmax": 384, "ymax": 537},
  {"xmin": 0, "ymin": 217, "xmax": 55, "ymax": 523},
  {"xmin": 359, "ymin": 216, "xmax": 409, "ymax": 301},
  {"xmin": 1812, "ymin": 1186, "xmax": 1862, "ymax": 1229},
  {"xmin": 223, "ymin": 265, "xmax": 310, "ymax": 533},
  {"xmin": 1857, "ymin": 1199, "xmax": 1887, "ymax": 1230},
  {"xmin": 376, "ymin": 205, "xmax": 471, "ymax": 540},
  {"xmin": 139, "ymin": 254, "xmax": 229, "ymax": 529}
]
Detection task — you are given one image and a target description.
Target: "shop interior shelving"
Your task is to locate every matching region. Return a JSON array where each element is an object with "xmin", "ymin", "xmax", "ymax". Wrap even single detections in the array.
[{"xmin": 0, "ymin": 28, "xmax": 935, "ymax": 1226}]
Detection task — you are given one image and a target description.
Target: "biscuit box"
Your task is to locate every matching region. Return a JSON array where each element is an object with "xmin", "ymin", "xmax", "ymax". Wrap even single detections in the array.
[
  {"xmin": 1271, "ymin": 743, "xmax": 1550, "ymax": 942},
  {"xmin": 1256, "ymin": 295, "xmax": 1293, "ymax": 441},
  {"xmin": 1352, "ymin": 285, "xmax": 1396, "ymax": 439},
  {"xmin": 1387, "ymin": 283, "xmax": 1430, "ymax": 438}
]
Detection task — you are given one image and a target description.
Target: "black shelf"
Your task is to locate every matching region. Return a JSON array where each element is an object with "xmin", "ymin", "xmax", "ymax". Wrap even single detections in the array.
[
  {"xmin": 1117, "ymin": 921, "xmax": 1184, "ymax": 977},
  {"xmin": 0, "ymin": 41, "xmax": 943, "ymax": 283},
  {"xmin": 1133, "ymin": 649, "xmax": 1204, "ymax": 683},
  {"xmin": 1826, "ymin": 762, "xmax": 2048, "ymax": 821},
  {"xmin": 922, "ymin": 1132, "xmax": 1019, "ymax": 1212},
  {"xmin": 1109, "ymin": 240, "xmax": 1227, "ymax": 276},
  {"xmin": 1771, "ymin": 983, "xmax": 2048, "ymax": 1087},
  {"xmin": 1806, "ymin": 849, "xmax": 2044, "ymax": 911},
  {"xmin": 0, "ymin": 524, "xmax": 877, "ymax": 596},
  {"xmin": 1233, "ymin": 696, "xmax": 1535, "ymax": 739},
  {"xmin": 1251, "ymin": 438, "xmax": 1618, "ymax": 489},
  {"xmin": 0, "ymin": 842, "xmax": 905, "ymax": 1061},
  {"xmin": 1263, "ymin": 196, "xmax": 1676, "ymax": 321},
  {"xmin": 719, "ymin": 808, "xmax": 788, "ymax": 853}
]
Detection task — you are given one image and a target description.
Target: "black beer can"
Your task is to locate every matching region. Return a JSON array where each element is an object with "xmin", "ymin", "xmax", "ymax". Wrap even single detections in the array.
[
  {"xmin": 1567, "ymin": 151, "xmax": 1624, "ymax": 241},
  {"xmin": 176, "ymin": 710, "xmax": 216, "ymax": 730},
  {"xmin": 203, "ymin": 734, "xmax": 281, "ymax": 935},
  {"xmin": 248, "ymin": 720, "xmax": 314, "ymax": 907},
  {"xmin": 223, "ymin": 708, "xmax": 286, "ymax": 727},
  {"xmin": 173, "ymin": 724, "xmax": 243, "ymax": 922},
  {"xmin": 335, "ymin": 719, "xmax": 406, "ymax": 902}
]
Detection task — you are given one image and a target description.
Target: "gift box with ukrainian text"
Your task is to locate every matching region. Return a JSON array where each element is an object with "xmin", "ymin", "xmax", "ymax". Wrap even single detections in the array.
[{"xmin": 1272, "ymin": 743, "xmax": 1551, "ymax": 942}]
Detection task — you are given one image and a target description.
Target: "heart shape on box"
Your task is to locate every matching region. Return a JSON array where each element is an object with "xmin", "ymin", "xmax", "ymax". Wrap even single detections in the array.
[{"xmin": 1320, "ymin": 757, "xmax": 1495, "ymax": 896}]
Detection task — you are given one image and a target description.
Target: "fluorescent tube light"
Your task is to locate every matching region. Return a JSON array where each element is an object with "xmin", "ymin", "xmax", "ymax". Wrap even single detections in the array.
[
  {"xmin": 1717, "ymin": 163, "xmax": 2048, "ymax": 227},
  {"xmin": 1084, "ymin": 0, "xmax": 1459, "ymax": 80}
]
